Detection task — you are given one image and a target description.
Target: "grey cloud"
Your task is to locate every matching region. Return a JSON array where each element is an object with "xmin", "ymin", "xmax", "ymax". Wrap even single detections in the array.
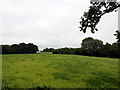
[{"xmin": 1, "ymin": 0, "xmax": 118, "ymax": 50}]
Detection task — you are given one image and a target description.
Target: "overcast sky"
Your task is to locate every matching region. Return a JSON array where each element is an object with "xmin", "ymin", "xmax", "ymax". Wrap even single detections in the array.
[{"xmin": 0, "ymin": 0, "xmax": 119, "ymax": 50}]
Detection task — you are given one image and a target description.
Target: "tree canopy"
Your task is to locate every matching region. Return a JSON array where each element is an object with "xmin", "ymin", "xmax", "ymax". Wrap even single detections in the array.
[
  {"xmin": 80, "ymin": 1, "xmax": 120, "ymax": 43},
  {"xmin": 2, "ymin": 43, "xmax": 39, "ymax": 54},
  {"xmin": 81, "ymin": 37, "xmax": 104, "ymax": 56},
  {"xmin": 49, "ymin": 37, "xmax": 120, "ymax": 58}
]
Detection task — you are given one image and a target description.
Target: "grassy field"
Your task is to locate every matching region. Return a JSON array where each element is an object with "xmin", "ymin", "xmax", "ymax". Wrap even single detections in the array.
[{"xmin": 2, "ymin": 52, "xmax": 119, "ymax": 88}]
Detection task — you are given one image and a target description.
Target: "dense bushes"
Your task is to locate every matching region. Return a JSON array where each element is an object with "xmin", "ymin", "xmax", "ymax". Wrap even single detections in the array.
[
  {"xmin": 52, "ymin": 48, "xmax": 75, "ymax": 54},
  {"xmin": 46, "ymin": 37, "xmax": 120, "ymax": 58},
  {"xmin": 2, "ymin": 43, "xmax": 39, "ymax": 54},
  {"xmin": 42, "ymin": 48, "xmax": 54, "ymax": 52},
  {"xmin": 1, "ymin": 37, "xmax": 120, "ymax": 58}
]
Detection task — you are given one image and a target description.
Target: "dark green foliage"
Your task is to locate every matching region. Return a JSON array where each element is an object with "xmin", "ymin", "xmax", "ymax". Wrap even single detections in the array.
[
  {"xmin": 80, "ymin": 1, "xmax": 120, "ymax": 43},
  {"xmin": 74, "ymin": 48, "xmax": 82, "ymax": 55},
  {"xmin": 0, "ymin": 45, "xmax": 2, "ymax": 54},
  {"xmin": 11, "ymin": 44, "xmax": 20, "ymax": 54},
  {"xmin": 114, "ymin": 30, "xmax": 120, "ymax": 44},
  {"xmin": 2, "ymin": 45, "xmax": 12, "ymax": 54},
  {"xmin": 52, "ymin": 47, "xmax": 75, "ymax": 55},
  {"xmin": 42, "ymin": 48, "xmax": 54, "ymax": 52},
  {"xmin": 81, "ymin": 37, "xmax": 104, "ymax": 57},
  {"xmin": 27, "ymin": 43, "xmax": 39, "ymax": 53},
  {"xmin": 81, "ymin": 38, "xmax": 120, "ymax": 58},
  {"xmin": 2, "ymin": 43, "xmax": 39, "ymax": 54},
  {"xmin": 109, "ymin": 43, "xmax": 120, "ymax": 58},
  {"xmin": 52, "ymin": 37, "xmax": 120, "ymax": 58},
  {"xmin": 103, "ymin": 43, "xmax": 111, "ymax": 56}
]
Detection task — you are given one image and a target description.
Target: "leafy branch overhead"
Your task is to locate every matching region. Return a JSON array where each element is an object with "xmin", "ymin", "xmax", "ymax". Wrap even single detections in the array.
[
  {"xmin": 80, "ymin": 1, "xmax": 120, "ymax": 43},
  {"xmin": 80, "ymin": 1, "xmax": 119, "ymax": 33}
]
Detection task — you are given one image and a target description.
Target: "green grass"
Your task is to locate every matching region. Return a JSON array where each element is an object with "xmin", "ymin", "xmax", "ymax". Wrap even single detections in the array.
[{"xmin": 2, "ymin": 52, "xmax": 119, "ymax": 88}]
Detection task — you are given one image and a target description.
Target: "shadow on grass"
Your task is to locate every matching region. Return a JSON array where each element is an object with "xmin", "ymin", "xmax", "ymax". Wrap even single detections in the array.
[
  {"xmin": 85, "ymin": 71, "xmax": 119, "ymax": 88},
  {"xmin": 2, "ymin": 80, "xmax": 53, "ymax": 89},
  {"xmin": 53, "ymin": 73, "xmax": 71, "ymax": 80}
]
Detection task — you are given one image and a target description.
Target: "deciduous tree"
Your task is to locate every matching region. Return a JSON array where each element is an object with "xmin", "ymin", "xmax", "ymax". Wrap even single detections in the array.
[{"xmin": 80, "ymin": 1, "xmax": 120, "ymax": 42}]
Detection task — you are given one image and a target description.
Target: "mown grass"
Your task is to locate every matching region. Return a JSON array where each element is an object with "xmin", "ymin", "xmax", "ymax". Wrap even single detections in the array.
[{"xmin": 2, "ymin": 52, "xmax": 119, "ymax": 88}]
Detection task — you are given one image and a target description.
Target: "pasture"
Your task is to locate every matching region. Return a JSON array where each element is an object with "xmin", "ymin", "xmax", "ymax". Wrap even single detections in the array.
[{"xmin": 2, "ymin": 52, "xmax": 119, "ymax": 88}]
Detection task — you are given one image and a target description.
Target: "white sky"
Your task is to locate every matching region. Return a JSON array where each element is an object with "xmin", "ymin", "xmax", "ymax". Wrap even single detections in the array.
[{"xmin": 0, "ymin": 0, "xmax": 119, "ymax": 50}]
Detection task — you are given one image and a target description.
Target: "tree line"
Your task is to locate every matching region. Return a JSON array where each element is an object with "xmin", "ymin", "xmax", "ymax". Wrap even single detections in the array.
[
  {"xmin": 43, "ymin": 37, "xmax": 120, "ymax": 58},
  {"xmin": 1, "ymin": 43, "xmax": 39, "ymax": 54},
  {"xmin": 1, "ymin": 37, "xmax": 120, "ymax": 58}
]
